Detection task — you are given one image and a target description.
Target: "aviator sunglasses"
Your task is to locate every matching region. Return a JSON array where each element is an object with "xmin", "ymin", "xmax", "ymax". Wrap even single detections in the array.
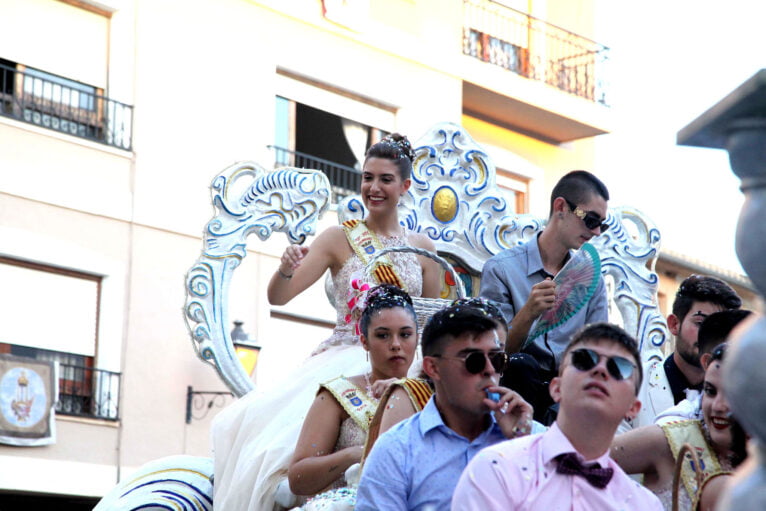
[
  {"xmin": 432, "ymin": 350, "xmax": 508, "ymax": 374},
  {"xmin": 569, "ymin": 348, "xmax": 636, "ymax": 381},
  {"xmin": 564, "ymin": 199, "xmax": 609, "ymax": 233}
]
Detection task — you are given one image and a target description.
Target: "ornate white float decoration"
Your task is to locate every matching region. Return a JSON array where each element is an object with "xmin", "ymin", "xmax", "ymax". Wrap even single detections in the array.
[{"xmin": 95, "ymin": 121, "xmax": 669, "ymax": 510}]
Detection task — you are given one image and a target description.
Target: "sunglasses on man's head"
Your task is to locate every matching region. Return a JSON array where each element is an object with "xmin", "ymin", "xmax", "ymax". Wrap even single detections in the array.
[
  {"xmin": 564, "ymin": 199, "xmax": 609, "ymax": 233},
  {"xmin": 569, "ymin": 348, "xmax": 635, "ymax": 381},
  {"xmin": 432, "ymin": 350, "xmax": 507, "ymax": 375}
]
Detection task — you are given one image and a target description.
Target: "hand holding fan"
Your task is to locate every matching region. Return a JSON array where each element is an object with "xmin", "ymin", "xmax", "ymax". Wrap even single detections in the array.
[{"xmin": 523, "ymin": 242, "xmax": 601, "ymax": 348}]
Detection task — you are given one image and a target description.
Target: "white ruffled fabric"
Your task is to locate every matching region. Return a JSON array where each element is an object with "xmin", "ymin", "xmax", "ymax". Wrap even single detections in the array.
[{"xmin": 211, "ymin": 232, "xmax": 422, "ymax": 510}]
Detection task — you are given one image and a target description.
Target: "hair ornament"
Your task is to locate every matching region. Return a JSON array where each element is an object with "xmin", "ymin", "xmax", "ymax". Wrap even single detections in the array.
[
  {"xmin": 350, "ymin": 282, "xmax": 416, "ymax": 337},
  {"xmin": 345, "ymin": 274, "xmax": 372, "ymax": 335},
  {"xmin": 381, "ymin": 133, "xmax": 415, "ymax": 162}
]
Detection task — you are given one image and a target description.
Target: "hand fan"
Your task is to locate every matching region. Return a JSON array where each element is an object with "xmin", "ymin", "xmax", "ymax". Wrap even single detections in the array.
[{"xmin": 523, "ymin": 242, "xmax": 601, "ymax": 348}]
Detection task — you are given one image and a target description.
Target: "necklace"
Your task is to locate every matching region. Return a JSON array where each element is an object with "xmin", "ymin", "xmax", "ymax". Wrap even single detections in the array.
[{"xmin": 364, "ymin": 372, "xmax": 379, "ymax": 402}]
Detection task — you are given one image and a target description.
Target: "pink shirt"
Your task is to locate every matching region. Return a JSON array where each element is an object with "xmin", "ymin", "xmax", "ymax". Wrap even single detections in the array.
[{"xmin": 452, "ymin": 423, "xmax": 662, "ymax": 511}]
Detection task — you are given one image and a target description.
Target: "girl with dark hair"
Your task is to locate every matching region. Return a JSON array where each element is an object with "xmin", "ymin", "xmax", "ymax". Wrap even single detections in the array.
[
  {"xmin": 267, "ymin": 132, "xmax": 439, "ymax": 352},
  {"xmin": 288, "ymin": 284, "xmax": 419, "ymax": 508},
  {"xmin": 611, "ymin": 343, "xmax": 748, "ymax": 510},
  {"xmin": 212, "ymin": 134, "xmax": 440, "ymax": 510}
]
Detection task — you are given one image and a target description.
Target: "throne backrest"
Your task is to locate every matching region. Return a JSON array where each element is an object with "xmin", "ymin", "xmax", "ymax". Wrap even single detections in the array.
[
  {"xmin": 183, "ymin": 121, "xmax": 669, "ymax": 403},
  {"xmin": 338, "ymin": 121, "xmax": 669, "ymax": 359}
]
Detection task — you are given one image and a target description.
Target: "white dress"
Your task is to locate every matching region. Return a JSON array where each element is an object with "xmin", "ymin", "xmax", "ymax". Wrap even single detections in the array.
[
  {"xmin": 295, "ymin": 381, "xmax": 371, "ymax": 511},
  {"xmin": 211, "ymin": 232, "xmax": 422, "ymax": 511}
]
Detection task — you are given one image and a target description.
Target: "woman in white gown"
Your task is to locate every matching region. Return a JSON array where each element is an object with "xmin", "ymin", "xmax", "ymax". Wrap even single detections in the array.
[{"xmin": 211, "ymin": 134, "xmax": 441, "ymax": 510}]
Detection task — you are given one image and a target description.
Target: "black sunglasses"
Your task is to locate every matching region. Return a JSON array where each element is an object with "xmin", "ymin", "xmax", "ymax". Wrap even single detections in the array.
[
  {"xmin": 432, "ymin": 350, "xmax": 507, "ymax": 375},
  {"xmin": 570, "ymin": 348, "xmax": 636, "ymax": 381},
  {"xmin": 564, "ymin": 199, "xmax": 609, "ymax": 233}
]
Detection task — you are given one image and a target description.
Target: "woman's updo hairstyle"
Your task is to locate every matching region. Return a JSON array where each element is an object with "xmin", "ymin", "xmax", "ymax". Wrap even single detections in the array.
[
  {"xmin": 364, "ymin": 133, "xmax": 415, "ymax": 181},
  {"xmin": 359, "ymin": 284, "xmax": 417, "ymax": 338}
]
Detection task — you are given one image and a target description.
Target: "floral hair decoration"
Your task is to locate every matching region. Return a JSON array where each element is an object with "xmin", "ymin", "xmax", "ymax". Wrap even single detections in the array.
[{"xmin": 345, "ymin": 276, "xmax": 371, "ymax": 336}]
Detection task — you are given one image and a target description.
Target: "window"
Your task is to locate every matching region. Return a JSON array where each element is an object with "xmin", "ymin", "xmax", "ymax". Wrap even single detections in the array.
[
  {"xmin": 463, "ymin": 0, "xmax": 531, "ymax": 76},
  {"xmin": 495, "ymin": 168, "xmax": 529, "ymax": 213},
  {"xmin": 0, "ymin": 257, "xmax": 119, "ymax": 420},
  {"xmin": 24, "ymin": 67, "xmax": 97, "ymax": 111},
  {"xmin": 273, "ymin": 96, "xmax": 386, "ymax": 200},
  {"xmin": 0, "ymin": 57, "xmax": 133, "ymax": 150}
]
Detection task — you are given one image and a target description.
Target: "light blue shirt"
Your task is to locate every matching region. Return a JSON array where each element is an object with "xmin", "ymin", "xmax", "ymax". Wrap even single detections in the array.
[
  {"xmin": 355, "ymin": 396, "xmax": 508, "ymax": 511},
  {"xmin": 480, "ymin": 234, "xmax": 607, "ymax": 369}
]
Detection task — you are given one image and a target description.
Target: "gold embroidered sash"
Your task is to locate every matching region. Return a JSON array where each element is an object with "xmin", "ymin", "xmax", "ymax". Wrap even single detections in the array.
[
  {"xmin": 662, "ymin": 420, "xmax": 728, "ymax": 508},
  {"xmin": 321, "ymin": 376, "xmax": 378, "ymax": 432},
  {"xmin": 362, "ymin": 377, "xmax": 434, "ymax": 463},
  {"xmin": 399, "ymin": 378, "xmax": 433, "ymax": 411},
  {"xmin": 342, "ymin": 219, "xmax": 406, "ymax": 291}
]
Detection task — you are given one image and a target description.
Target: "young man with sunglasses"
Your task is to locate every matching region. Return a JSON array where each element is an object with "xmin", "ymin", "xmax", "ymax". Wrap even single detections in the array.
[
  {"xmin": 480, "ymin": 170, "xmax": 610, "ymax": 424},
  {"xmin": 355, "ymin": 303, "xmax": 543, "ymax": 511},
  {"xmin": 453, "ymin": 323, "xmax": 662, "ymax": 510}
]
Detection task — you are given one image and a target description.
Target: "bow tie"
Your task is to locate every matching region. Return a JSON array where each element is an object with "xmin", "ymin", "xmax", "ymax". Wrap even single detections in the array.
[{"xmin": 555, "ymin": 452, "xmax": 614, "ymax": 489}]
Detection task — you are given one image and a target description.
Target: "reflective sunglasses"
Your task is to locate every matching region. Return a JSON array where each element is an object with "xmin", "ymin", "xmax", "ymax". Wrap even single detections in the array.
[
  {"xmin": 432, "ymin": 350, "xmax": 508, "ymax": 374},
  {"xmin": 569, "ymin": 348, "xmax": 636, "ymax": 381},
  {"xmin": 565, "ymin": 199, "xmax": 609, "ymax": 233}
]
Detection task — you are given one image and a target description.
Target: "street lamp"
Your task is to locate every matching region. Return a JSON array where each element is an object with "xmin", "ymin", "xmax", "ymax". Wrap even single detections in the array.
[
  {"xmin": 185, "ymin": 320, "xmax": 261, "ymax": 423},
  {"xmin": 231, "ymin": 320, "xmax": 261, "ymax": 378}
]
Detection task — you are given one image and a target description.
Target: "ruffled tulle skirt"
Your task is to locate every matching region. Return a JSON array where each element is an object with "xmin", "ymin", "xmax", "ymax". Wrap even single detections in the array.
[{"xmin": 211, "ymin": 344, "xmax": 370, "ymax": 511}]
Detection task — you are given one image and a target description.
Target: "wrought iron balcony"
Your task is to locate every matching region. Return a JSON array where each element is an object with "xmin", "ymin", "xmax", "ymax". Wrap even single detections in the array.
[
  {"xmin": 57, "ymin": 364, "xmax": 121, "ymax": 421},
  {"xmin": 0, "ymin": 62, "xmax": 133, "ymax": 150},
  {"xmin": 463, "ymin": 0, "xmax": 610, "ymax": 105},
  {"xmin": 269, "ymin": 145, "xmax": 361, "ymax": 201}
]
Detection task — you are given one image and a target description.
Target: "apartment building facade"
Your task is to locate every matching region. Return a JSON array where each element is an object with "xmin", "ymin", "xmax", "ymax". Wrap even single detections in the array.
[{"xmin": 0, "ymin": 0, "xmax": 619, "ymax": 506}]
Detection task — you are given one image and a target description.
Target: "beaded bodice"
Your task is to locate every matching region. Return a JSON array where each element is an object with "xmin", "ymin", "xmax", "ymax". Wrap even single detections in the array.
[{"xmin": 312, "ymin": 231, "xmax": 422, "ymax": 355}]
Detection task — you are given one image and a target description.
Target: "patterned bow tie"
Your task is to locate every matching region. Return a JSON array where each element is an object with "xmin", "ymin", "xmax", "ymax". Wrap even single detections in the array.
[{"xmin": 555, "ymin": 452, "xmax": 614, "ymax": 489}]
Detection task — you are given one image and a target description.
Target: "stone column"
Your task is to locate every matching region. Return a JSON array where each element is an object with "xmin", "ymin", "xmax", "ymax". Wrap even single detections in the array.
[{"xmin": 678, "ymin": 69, "xmax": 766, "ymax": 510}]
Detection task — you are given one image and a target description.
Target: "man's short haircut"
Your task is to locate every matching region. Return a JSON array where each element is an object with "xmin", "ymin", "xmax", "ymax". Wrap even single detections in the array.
[
  {"xmin": 421, "ymin": 303, "xmax": 498, "ymax": 357},
  {"xmin": 671, "ymin": 274, "xmax": 742, "ymax": 322},
  {"xmin": 560, "ymin": 322, "xmax": 643, "ymax": 393},
  {"xmin": 548, "ymin": 170, "xmax": 610, "ymax": 218},
  {"xmin": 450, "ymin": 297, "xmax": 508, "ymax": 332},
  {"xmin": 698, "ymin": 309, "xmax": 752, "ymax": 355}
]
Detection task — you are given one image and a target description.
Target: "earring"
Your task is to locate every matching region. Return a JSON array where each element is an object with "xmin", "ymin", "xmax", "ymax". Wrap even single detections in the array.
[
  {"xmin": 558, "ymin": 212, "xmax": 564, "ymax": 219},
  {"xmin": 366, "ymin": 351, "xmax": 369, "ymax": 362}
]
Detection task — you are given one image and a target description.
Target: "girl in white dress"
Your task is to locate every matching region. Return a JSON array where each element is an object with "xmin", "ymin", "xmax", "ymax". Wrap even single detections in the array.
[
  {"xmin": 288, "ymin": 284, "xmax": 418, "ymax": 509},
  {"xmin": 611, "ymin": 344, "xmax": 747, "ymax": 511},
  {"xmin": 211, "ymin": 134, "xmax": 440, "ymax": 510}
]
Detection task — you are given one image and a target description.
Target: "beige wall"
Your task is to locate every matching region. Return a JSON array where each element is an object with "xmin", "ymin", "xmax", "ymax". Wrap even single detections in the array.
[
  {"xmin": 0, "ymin": 0, "xmax": 109, "ymax": 87},
  {"xmin": 0, "ymin": 122, "xmax": 133, "ymax": 220},
  {"xmin": 545, "ymin": 0, "xmax": 598, "ymax": 39}
]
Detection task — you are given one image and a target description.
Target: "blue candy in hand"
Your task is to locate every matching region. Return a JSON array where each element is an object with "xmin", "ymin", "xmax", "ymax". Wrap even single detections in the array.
[{"xmin": 486, "ymin": 389, "xmax": 500, "ymax": 403}]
